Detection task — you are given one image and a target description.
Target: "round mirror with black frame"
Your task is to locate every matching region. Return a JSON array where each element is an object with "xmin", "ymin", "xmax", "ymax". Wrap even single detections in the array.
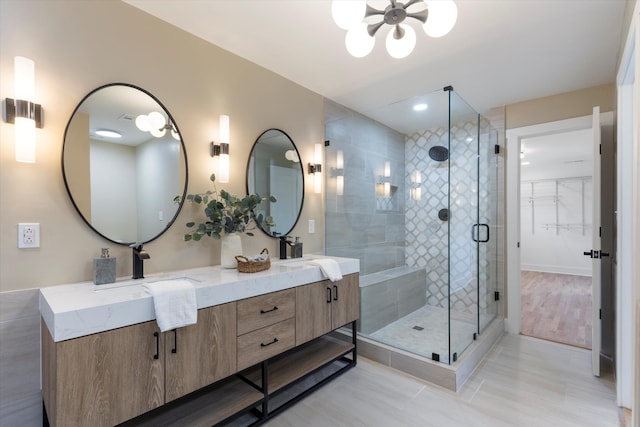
[
  {"xmin": 62, "ymin": 83, "xmax": 188, "ymax": 245},
  {"xmin": 247, "ymin": 129, "xmax": 304, "ymax": 237}
]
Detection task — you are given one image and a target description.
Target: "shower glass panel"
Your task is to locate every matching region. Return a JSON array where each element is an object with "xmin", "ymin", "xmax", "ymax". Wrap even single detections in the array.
[
  {"xmin": 479, "ymin": 123, "xmax": 500, "ymax": 333},
  {"xmin": 324, "ymin": 87, "xmax": 502, "ymax": 365},
  {"xmin": 447, "ymin": 90, "xmax": 480, "ymax": 362}
]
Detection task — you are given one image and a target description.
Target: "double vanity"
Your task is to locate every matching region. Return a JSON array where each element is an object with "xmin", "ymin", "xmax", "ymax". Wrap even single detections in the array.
[{"xmin": 40, "ymin": 256, "xmax": 360, "ymax": 426}]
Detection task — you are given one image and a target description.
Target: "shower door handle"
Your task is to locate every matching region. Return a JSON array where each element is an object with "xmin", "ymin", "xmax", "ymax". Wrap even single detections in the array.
[
  {"xmin": 472, "ymin": 224, "xmax": 490, "ymax": 243},
  {"xmin": 479, "ymin": 224, "xmax": 490, "ymax": 243}
]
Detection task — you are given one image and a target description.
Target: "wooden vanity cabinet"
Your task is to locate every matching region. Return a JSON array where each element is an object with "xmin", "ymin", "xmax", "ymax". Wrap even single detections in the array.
[
  {"xmin": 42, "ymin": 319, "xmax": 164, "ymax": 427},
  {"xmin": 42, "ymin": 271, "xmax": 360, "ymax": 427},
  {"xmin": 165, "ymin": 302, "xmax": 237, "ymax": 402},
  {"xmin": 295, "ymin": 273, "xmax": 359, "ymax": 345},
  {"xmin": 236, "ymin": 288, "xmax": 296, "ymax": 371},
  {"xmin": 42, "ymin": 302, "xmax": 237, "ymax": 426}
]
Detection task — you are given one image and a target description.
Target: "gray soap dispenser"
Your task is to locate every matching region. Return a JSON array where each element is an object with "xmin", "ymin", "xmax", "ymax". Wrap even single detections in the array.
[
  {"xmin": 290, "ymin": 237, "xmax": 303, "ymax": 259},
  {"xmin": 94, "ymin": 248, "xmax": 116, "ymax": 285}
]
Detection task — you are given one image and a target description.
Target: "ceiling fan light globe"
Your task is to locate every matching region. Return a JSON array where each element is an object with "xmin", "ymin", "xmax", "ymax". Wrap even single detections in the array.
[
  {"xmin": 135, "ymin": 114, "xmax": 150, "ymax": 132},
  {"xmin": 150, "ymin": 126, "xmax": 166, "ymax": 138},
  {"xmin": 332, "ymin": 0, "xmax": 366, "ymax": 30},
  {"xmin": 148, "ymin": 111, "xmax": 166, "ymax": 129},
  {"xmin": 423, "ymin": 0, "xmax": 457, "ymax": 38},
  {"xmin": 386, "ymin": 24, "xmax": 416, "ymax": 59},
  {"xmin": 345, "ymin": 23, "xmax": 375, "ymax": 58}
]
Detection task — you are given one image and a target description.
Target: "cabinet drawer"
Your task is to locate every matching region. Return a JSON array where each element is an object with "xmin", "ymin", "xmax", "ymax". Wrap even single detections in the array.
[
  {"xmin": 237, "ymin": 318, "xmax": 295, "ymax": 370},
  {"xmin": 237, "ymin": 288, "xmax": 295, "ymax": 335}
]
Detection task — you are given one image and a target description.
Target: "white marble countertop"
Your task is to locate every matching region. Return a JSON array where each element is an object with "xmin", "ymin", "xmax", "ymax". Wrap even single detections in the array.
[{"xmin": 40, "ymin": 255, "xmax": 359, "ymax": 342}]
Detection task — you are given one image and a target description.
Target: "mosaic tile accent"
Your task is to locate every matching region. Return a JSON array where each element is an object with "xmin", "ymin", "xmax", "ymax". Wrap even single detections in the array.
[{"xmin": 405, "ymin": 118, "xmax": 499, "ymax": 317}]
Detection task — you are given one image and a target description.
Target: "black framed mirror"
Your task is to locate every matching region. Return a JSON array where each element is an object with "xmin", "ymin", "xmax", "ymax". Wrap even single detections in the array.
[
  {"xmin": 247, "ymin": 129, "xmax": 304, "ymax": 237},
  {"xmin": 62, "ymin": 83, "xmax": 188, "ymax": 245}
]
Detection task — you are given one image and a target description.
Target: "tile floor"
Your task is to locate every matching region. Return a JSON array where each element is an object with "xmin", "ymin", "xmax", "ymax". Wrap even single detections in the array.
[
  {"xmin": 367, "ymin": 305, "xmax": 495, "ymax": 364},
  {"xmin": 265, "ymin": 334, "xmax": 623, "ymax": 427}
]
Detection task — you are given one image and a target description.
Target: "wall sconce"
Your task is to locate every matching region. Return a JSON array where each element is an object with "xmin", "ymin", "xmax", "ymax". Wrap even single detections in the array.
[
  {"xmin": 2, "ymin": 56, "xmax": 43, "ymax": 163},
  {"xmin": 333, "ymin": 150, "xmax": 344, "ymax": 196},
  {"xmin": 308, "ymin": 143, "xmax": 323, "ymax": 194},
  {"xmin": 210, "ymin": 115, "xmax": 230, "ymax": 183},
  {"xmin": 411, "ymin": 170, "xmax": 422, "ymax": 201},
  {"xmin": 376, "ymin": 161, "xmax": 397, "ymax": 198},
  {"xmin": 383, "ymin": 161, "xmax": 391, "ymax": 197}
]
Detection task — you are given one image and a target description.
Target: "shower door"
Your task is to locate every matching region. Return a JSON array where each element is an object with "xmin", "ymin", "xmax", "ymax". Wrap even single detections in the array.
[
  {"xmin": 447, "ymin": 91, "xmax": 480, "ymax": 363},
  {"xmin": 478, "ymin": 122, "xmax": 500, "ymax": 333}
]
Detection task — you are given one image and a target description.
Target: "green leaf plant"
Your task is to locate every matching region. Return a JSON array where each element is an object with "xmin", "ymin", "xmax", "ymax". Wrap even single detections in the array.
[{"xmin": 174, "ymin": 174, "xmax": 275, "ymax": 242}]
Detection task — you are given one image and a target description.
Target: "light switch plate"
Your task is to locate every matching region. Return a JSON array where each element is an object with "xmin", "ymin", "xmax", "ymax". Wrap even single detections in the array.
[
  {"xmin": 308, "ymin": 219, "xmax": 315, "ymax": 234},
  {"xmin": 18, "ymin": 223, "xmax": 40, "ymax": 248}
]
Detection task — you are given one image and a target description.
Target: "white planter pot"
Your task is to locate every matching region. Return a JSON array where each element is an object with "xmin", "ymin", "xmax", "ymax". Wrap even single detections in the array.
[{"xmin": 220, "ymin": 233, "xmax": 242, "ymax": 269}]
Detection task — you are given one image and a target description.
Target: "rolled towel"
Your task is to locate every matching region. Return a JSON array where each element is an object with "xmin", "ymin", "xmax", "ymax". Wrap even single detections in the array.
[
  {"xmin": 309, "ymin": 259, "xmax": 343, "ymax": 282},
  {"xmin": 143, "ymin": 280, "xmax": 197, "ymax": 332},
  {"xmin": 247, "ymin": 253, "xmax": 269, "ymax": 262}
]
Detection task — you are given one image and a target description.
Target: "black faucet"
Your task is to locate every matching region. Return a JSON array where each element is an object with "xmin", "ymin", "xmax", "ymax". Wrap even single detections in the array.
[
  {"xmin": 279, "ymin": 236, "xmax": 293, "ymax": 260},
  {"xmin": 130, "ymin": 244, "xmax": 150, "ymax": 279}
]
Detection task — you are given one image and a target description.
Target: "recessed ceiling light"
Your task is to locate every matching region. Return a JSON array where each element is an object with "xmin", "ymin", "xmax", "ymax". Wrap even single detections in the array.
[
  {"xmin": 521, "ymin": 161, "xmax": 530, "ymax": 166},
  {"xmin": 413, "ymin": 103, "xmax": 428, "ymax": 111},
  {"xmin": 95, "ymin": 129, "xmax": 122, "ymax": 138}
]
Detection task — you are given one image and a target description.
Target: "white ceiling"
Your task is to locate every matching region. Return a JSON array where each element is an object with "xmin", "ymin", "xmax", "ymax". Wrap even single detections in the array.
[
  {"xmin": 123, "ymin": 0, "xmax": 626, "ymax": 134},
  {"xmin": 521, "ymin": 128, "xmax": 593, "ymax": 172}
]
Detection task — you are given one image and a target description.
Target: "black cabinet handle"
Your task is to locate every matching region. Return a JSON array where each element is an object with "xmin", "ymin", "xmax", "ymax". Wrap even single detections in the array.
[
  {"xmin": 171, "ymin": 329, "xmax": 177, "ymax": 354},
  {"xmin": 333, "ymin": 285, "xmax": 338, "ymax": 301},
  {"xmin": 260, "ymin": 338, "xmax": 279, "ymax": 347},
  {"xmin": 583, "ymin": 250, "xmax": 593, "ymax": 257},
  {"xmin": 600, "ymin": 251, "xmax": 610, "ymax": 257},
  {"xmin": 260, "ymin": 306, "xmax": 279, "ymax": 314},
  {"xmin": 153, "ymin": 332, "xmax": 159, "ymax": 360},
  {"xmin": 327, "ymin": 287, "xmax": 332, "ymax": 303}
]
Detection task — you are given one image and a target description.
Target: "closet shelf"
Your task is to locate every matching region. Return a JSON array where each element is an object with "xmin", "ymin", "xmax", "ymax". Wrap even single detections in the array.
[{"xmin": 522, "ymin": 176, "xmax": 592, "ymax": 235}]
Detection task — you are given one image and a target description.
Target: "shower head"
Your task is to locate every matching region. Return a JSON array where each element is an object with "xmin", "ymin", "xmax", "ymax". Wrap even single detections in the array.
[{"xmin": 429, "ymin": 146, "xmax": 449, "ymax": 162}]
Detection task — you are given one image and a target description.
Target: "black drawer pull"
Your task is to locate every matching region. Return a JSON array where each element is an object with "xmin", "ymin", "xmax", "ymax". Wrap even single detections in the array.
[
  {"xmin": 153, "ymin": 332, "xmax": 159, "ymax": 359},
  {"xmin": 260, "ymin": 338, "xmax": 279, "ymax": 347},
  {"xmin": 327, "ymin": 287, "xmax": 332, "ymax": 303},
  {"xmin": 171, "ymin": 329, "xmax": 177, "ymax": 354},
  {"xmin": 333, "ymin": 285, "xmax": 338, "ymax": 301},
  {"xmin": 260, "ymin": 306, "xmax": 279, "ymax": 314}
]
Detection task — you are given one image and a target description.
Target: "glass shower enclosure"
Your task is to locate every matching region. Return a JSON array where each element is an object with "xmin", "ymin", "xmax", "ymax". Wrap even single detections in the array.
[{"xmin": 324, "ymin": 87, "xmax": 502, "ymax": 364}]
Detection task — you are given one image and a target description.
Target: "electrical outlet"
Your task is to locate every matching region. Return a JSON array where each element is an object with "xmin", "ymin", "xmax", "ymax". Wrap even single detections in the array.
[
  {"xmin": 18, "ymin": 223, "xmax": 40, "ymax": 248},
  {"xmin": 308, "ymin": 219, "xmax": 315, "ymax": 234}
]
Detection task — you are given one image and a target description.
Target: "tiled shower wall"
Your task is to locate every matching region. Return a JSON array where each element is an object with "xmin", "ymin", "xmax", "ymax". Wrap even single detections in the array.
[
  {"xmin": 324, "ymin": 98, "xmax": 502, "ymax": 324},
  {"xmin": 324, "ymin": 100, "xmax": 406, "ymax": 275},
  {"xmin": 405, "ymin": 118, "xmax": 498, "ymax": 317}
]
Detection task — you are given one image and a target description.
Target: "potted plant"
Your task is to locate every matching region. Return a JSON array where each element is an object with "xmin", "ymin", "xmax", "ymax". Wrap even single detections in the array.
[{"xmin": 177, "ymin": 173, "xmax": 275, "ymax": 268}]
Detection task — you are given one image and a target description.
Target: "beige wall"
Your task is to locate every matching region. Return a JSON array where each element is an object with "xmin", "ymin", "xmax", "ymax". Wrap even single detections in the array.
[
  {"xmin": 505, "ymin": 83, "xmax": 616, "ymax": 129},
  {"xmin": 0, "ymin": 0, "xmax": 324, "ymax": 293}
]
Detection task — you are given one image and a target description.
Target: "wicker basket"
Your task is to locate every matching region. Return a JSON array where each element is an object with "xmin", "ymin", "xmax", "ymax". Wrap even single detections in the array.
[{"xmin": 235, "ymin": 248, "xmax": 270, "ymax": 273}]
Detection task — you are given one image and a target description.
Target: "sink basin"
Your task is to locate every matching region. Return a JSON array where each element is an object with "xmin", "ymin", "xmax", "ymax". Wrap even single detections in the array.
[
  {"xmin": 277, "ymin": 260, "xmax": 308, "ymax": 268},
  {"xmin": 94, "ymin": 276, "xmax": 199, "ymax": 291},
  {"xmin": 273, "ymin": 255, "xmax": 319, "ymax": 265}
]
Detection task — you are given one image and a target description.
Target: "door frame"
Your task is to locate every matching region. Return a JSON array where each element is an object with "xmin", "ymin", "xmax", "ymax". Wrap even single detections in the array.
[{"xmin": 505, "ymin": 112, "xmax": 613, "ymax": 336}]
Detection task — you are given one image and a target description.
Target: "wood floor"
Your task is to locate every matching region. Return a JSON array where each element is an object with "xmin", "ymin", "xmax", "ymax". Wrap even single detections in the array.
[
  {"xmin": 520, "ymin": 270, "xmax": 592, "ymax": 349},
  {"xmin": 265, "ymin": 334, "xmax": 623, "ymax": 427}
]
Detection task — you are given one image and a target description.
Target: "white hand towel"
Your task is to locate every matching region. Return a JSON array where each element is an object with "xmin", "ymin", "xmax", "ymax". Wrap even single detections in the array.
[
  {"xmin": 143, "ymin": 280, "xmax": 197, "ymax": 332},
  {"xmin": 309, "ymin": 259, "xmax": 343, "ymax": 282}
]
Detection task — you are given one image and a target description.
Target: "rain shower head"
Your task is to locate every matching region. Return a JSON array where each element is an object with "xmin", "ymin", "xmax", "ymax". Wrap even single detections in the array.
[{"xmin": 429, "ymin": 146, "xmax": 449, "ymax": 162}]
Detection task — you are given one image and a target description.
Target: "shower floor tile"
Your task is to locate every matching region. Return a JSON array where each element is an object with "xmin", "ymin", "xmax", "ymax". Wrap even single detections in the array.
[{"xmin": 367, "ymin": 305, "xmax": 477, "ymax": 364}]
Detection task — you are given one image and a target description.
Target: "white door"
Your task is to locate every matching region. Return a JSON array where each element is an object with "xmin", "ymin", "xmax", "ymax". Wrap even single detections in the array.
[{"xmin": 589, "ymin": 106, "xmax": 602, "ymax": 377}]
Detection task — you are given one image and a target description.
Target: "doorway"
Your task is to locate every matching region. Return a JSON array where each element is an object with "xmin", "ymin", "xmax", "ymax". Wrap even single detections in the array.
[{"xmin": 518, "ymin": 129, "xmax": 594, "ymax": 349}]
